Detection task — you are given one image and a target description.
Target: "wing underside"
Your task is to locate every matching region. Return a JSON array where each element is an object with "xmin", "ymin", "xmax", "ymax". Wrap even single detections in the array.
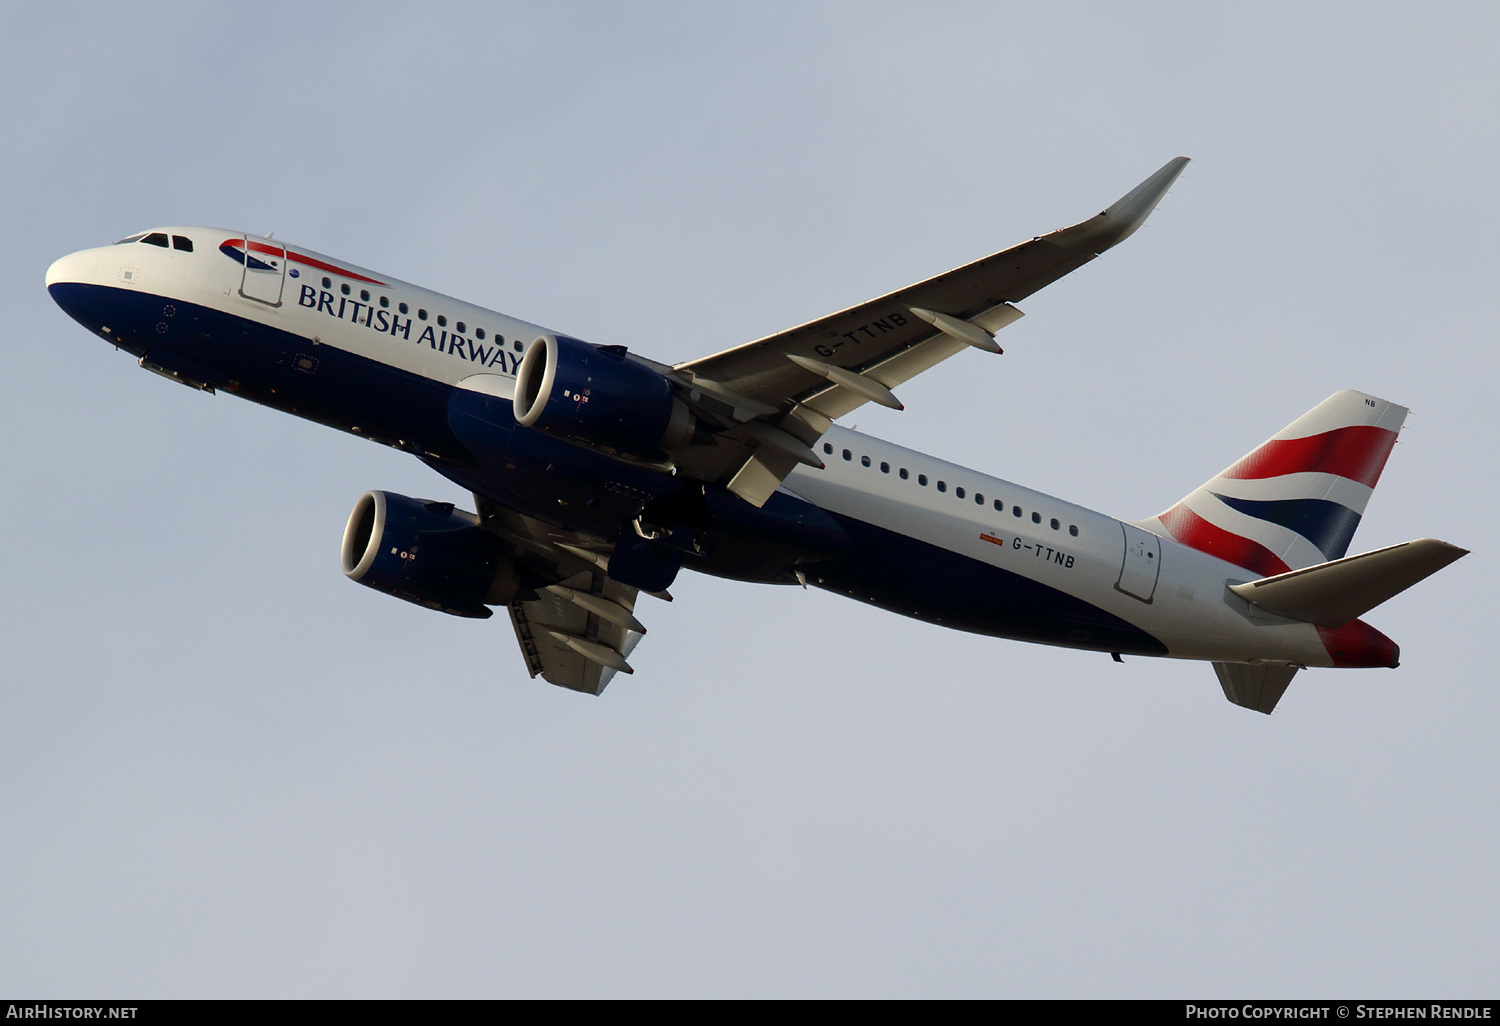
[
  {"xmin": 473, "ymin": 494, "xmax": 653, "ymax": 695},
  {"xmin": 509, "ymin": 571, "xmax": 643, "ymax": 695},
  {"xmin": 665, "ymin": 157, "xmax": 1191, "ymax": 504}
]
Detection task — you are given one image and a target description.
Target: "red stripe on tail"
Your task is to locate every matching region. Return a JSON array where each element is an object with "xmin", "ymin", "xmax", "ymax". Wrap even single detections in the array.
[
  {"xmin": 1158, "ymin": 504, "xmax": 1292, "ymax": 577},
  {"xmin": 1223, "ymin": 426, "xmax": 1398, "ymax": 487}
]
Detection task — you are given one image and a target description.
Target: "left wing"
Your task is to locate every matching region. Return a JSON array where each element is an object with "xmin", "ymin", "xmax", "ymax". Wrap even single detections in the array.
[
  {"xmin": 509, "ymin": 569, "xmax": 645, "ymax": 695},
  {"xmin": 665, "ymin": 157, "xmax": 1189, "ymax": 504},
  {"xmin": 474, "ymin": 494, "xmax": 658, "ymax": 695}
]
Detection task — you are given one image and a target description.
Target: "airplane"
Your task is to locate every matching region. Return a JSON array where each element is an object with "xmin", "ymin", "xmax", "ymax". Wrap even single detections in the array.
[{"xmin": 45, "ymin": 157, "xmax": 1467, "ymax": 714}]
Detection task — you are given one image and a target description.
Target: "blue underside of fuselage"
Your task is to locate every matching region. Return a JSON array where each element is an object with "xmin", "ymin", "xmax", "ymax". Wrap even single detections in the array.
[
  {"xmin": 51, "ymin": 281, "xmax": 1167, "ymax": 657},
  {"xmin": 808, "ymin": 515, "xmax": 1166, "ymax": 655}
]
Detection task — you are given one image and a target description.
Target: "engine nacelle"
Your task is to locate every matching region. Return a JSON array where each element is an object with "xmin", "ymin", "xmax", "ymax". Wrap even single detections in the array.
[
  {"xmin": 340, "ymin": 491, "xmax": 518, "ymax": 618},
  {"xmin": 513, "ymin": 333, "xmax": 695, "ymax": 456}
]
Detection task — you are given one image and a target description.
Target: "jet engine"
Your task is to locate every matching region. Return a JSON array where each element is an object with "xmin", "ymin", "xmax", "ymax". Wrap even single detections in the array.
[
  {"xmin": 340, "ymin": 491, "xmax": 518, "ymax": 618},
  {"xmin": 513, "ymin": 334, "xmax": 697, "ymax": 456}
]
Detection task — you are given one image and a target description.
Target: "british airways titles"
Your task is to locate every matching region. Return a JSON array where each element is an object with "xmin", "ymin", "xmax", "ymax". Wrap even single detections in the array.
[{"xmin": 296, "ymin": 284, "xmax": 523, "ymax": 374}]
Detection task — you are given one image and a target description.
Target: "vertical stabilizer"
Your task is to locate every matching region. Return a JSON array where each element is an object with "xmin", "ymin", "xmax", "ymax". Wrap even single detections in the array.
[{"xmin": 1150, "ymin": 391, "xmax": 1407, "ymax": 575}]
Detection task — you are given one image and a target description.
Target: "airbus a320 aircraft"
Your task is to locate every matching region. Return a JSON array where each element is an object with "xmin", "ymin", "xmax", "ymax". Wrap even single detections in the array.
[{"xmin": 46, "ymin": 158, "xmax": 1466, "ymax": 713}]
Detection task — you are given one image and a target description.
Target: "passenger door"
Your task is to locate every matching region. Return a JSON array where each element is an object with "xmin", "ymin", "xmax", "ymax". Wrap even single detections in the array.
[{"xmin": 238, "ymin": 235, "xmax": 286, "ymax": 306}]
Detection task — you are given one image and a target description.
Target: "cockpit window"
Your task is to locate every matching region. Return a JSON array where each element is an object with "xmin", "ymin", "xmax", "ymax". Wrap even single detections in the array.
[
  {"xmin": 142, "ymin": 232, "xmax": 169, "ymax": 248},
  {"xmin": 172, "ymin": 235, "xmax": 193, "ymax": 252},
  {"xmin": 114, "ymin": 233, "xmax": 147, "ymax": 245}
]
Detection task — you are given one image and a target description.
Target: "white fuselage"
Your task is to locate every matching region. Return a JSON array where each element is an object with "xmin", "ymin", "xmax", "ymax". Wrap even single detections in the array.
[{"xmin": 46, "ymin": 226, "xmax": 1350, "ymax": 669}]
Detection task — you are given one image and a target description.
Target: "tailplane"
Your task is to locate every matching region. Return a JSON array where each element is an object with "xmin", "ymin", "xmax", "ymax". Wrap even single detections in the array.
[
  {"xmin": 1215, "ymin": 537, "xmax": 1466, "ymax": 713},
  {"xmin": 1228, "ymin": 537, "xmax": 1468, "ymax": 629},
  {"xmin": 1151, "ymin": 390, "xmax": 1407, "ymax": 575}
]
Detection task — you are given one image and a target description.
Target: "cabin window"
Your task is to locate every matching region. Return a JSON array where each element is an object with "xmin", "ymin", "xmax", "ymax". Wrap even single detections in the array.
[
  {"xmin": 1069, "ymin": 525, "xmax": 1079, "ymax": 537},
  {"xmin": 379, "ymin": 296, "xmax": 389, "ymax": 308},
  {"xmin": 456, "ymin": 321, "xmax": 466, "ymax": 333},
  {"xmin": 513, "ymin": 339, "xmax": 523, "ymax": 352},
  {"xmin": 880, "ymin": 462, "xmax": 890, "ymax": 474},
  {"xmin": 955, "ymin": 486, "xmax": 965, "ymax": 499},
  {"xmin": 475, "ymin": 327, "xmax": 485, "ymax": 339},
  {"xmin": 398, "ymin": 302, "xmax": 408, "ymax": 314},
  {"xmin": 937, "ymin": 481, "xmax": 947, "ymax": 492},
  {"xmin": 993, "ymin": 499, "xmax": 1003, "ymax": 511},
  {"xmin": 861, "ymin": 455, "xmax": 870, "ymax": 467},
  {"xmin": 842, "ymin": 449, "xmax": 852, "ymax": 461},
  {"xmin": 1013, "ymin": 506, "xmax": 1023, "ymax": 518},
  {"xmin": 418, "ymin": 309, "xmax": 428, "ymax": 320},
  {"xmin": 323, "ymin": 277, "xmax": 332, "ymax": 289},
  {"xmin": 899, "ymin": 468, "xmax": 909, "ymax": 480},
  {"xmin": 1050, "ymin": 518, "xmax": 1060, "ymax": 530},
  {"xmin": 142, "ymin": 233, "xmax": 168, "ymax": 248},
  {"xmin": 437, "ymin": 315, "xmax": 447, "ymax": 327},
  {"xmin": 341, "ymin": 283, "xmax": 351, "ymax": 295},
  {"xmin": 918, "ymin": 474, "xmax": 928, "ymax": 486},
  {"xmin": 171, "ymin": 236, "xmax": 193, "ymax": 252},
  {"xmin": 823, "ymin": 443, "xmax": 833, "ymax": 455},
  {"xmin": 975, "ymin": 493, "xmax": 984, "ymax": 505},
  {"xmin": 1032, "ymin": 511, "xmax": 1042, "ymax": 524},
  {"xmin": 360, "ymin": 290, "xmax": 370, "ymax": 302}
]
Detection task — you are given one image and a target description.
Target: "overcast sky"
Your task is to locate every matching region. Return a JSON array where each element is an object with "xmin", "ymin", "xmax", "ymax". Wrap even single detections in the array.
[{"xmin": 2, "ymin": 1, "xmax": 1495, "ymax": 998}]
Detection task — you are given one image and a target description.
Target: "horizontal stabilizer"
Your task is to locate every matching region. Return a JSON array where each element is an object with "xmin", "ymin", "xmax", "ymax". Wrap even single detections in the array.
[
  {"xmin": 1214, "ymin": 662, "xmax": 1298, "ymax": 715},
  {"xmin": 1228, "ymin": 538, "xmax": 1468, "ymax": 628}
]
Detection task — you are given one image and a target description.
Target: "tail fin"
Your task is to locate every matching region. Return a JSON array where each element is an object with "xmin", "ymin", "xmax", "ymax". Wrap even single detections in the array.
[{"xmin": 1151, "ymin": 390, "xmax": 1407, "ymax": 575}]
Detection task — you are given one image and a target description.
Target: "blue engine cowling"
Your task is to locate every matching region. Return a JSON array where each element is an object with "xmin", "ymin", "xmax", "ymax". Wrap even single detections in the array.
[
  {"xmin": 513, "ymin": 333, "xmax": 695, "ymax": 456},
  {"xmin": 340, "ymin": 491, "xmax": 518, "ymax": 618}
]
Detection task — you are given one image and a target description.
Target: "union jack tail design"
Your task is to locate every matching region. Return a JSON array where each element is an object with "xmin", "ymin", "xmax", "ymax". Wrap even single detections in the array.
[{"xmin": 1149, "ymin": 390, "xmax": 1407, "ymax": 576}]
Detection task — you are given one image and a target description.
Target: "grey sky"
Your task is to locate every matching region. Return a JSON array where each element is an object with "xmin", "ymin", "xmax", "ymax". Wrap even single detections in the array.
[{"xmin": 1, "ymin": 2, "xmax": 1494, "ymax": 997}]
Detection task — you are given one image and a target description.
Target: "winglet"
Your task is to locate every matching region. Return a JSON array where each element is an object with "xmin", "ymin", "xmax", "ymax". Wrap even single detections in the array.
[{"xmin": 1091, "ymin": 156, "xmax": 1191, "ymax": 249}]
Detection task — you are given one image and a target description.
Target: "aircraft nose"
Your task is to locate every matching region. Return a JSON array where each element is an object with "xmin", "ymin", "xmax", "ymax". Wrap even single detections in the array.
[
  {"xmin": 45, "ymin": 248, "xmax": 98, "ymax": 297},
  {"xmin": 45, "ymin": 248, "xmax": 119, "ymax": 342}
]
